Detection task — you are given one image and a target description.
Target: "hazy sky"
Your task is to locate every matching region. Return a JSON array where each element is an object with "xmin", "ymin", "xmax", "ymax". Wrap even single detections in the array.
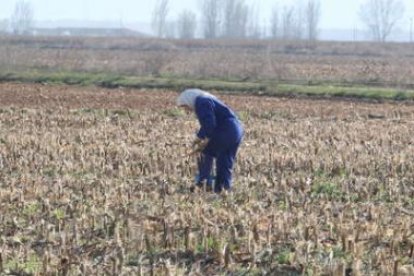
[{"xmin": 1, "ymin": 0, "xmax": 414, "ymax": 30}]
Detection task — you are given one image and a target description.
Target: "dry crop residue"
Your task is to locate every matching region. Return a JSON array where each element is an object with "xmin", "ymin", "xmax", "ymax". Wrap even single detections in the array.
[{"xmin": 0, "ymin": 82, "xmax": 413, "ymax": 275}]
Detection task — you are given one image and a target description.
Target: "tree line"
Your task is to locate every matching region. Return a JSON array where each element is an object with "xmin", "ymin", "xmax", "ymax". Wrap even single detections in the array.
[
  {"xmin": 4, "ymin": 0, "xmax": 409, "ymax": 42},
  {"xmin": 153, "ymin": 0, "xmax": 407, "ymax": 42},
  {"xmin": 153, "ymin": 0, "xmax": 322, "ymax": 40}
]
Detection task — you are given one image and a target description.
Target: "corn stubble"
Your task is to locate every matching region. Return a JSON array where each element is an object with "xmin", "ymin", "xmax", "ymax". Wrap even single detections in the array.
[{"xmin": 0, "ymin": 94, "xmax": 413, "ymax": 275}]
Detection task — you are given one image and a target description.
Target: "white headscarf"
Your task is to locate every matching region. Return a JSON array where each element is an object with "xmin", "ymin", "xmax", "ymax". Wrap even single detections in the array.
[{"xmin": 176, "ymin": 89, "xmax": 216, "ymax": 109}]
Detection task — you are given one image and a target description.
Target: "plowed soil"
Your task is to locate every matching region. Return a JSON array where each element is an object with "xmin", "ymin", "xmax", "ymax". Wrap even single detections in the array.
[
  {"xmin": 1, "ymin": 82, "xmax": 413, "ymax": 121},
  {"xmin": 0, "ymin": 83, "xmax": 414, "ymax": 124}
]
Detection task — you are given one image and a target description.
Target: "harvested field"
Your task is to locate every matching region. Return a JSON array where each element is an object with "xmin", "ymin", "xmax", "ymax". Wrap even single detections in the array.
[
  {"xmin": 2, "ymin": 37, "xmax": 414, "ymax": 87},
  {"xmin": 0, "ymin": 83, "xmax": 413, "ymax": 275}
]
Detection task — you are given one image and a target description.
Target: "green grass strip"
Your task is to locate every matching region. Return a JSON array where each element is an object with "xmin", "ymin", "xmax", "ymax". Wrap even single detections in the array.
[
  {"xmin": 266, "ymin": 83, "xmax": 414, "ymax": 100},
  {"xmin": 0, "ymin": 69, "xmax": 413, "ymax": 101}
]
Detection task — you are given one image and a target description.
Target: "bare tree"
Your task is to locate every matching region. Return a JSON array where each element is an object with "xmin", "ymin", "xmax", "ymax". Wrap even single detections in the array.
[
  {"xmin": 236, "ymin": 1, "xmax": 249, "ymax": 38},
  {"xmin": 177, "ymin": 10, "xmax": 197, "ymax": 39},
  {"xmin": 359, "ymin": 0, "xmax": 405, "ymax": 42},
  {"xmin": 293, "ymin": 1, "xmax": 305, "ymax": 40},
  {"xmin": 152, "ymin": 0, "xmax": 169, "ymax": 38},
  {"xmin": 223, "ymin": 0, "xmax": 236, "ymax": 37},
  {"xmin": 270, "ymin": 5, "xmax": 280, "ymax": 39},
  {"xmin": 304, "ymin": 0, "xmax": 321, "ymax": 41},
  {"xmin": 200, "ymin": 0, "xmax": 221, "ymax": 39},
  {"xmin": 247, "ymin": 4, "xmax": 261, "ymax": 38},
  {"xmin": 10, "ymin": 0, "xmax": 34, "ymax": 35},
  {"xmin": 282, "ymin": 5, "xmax": 301, "ymax": 40},
  {"xmin": 223, "ymin": 0, "xmax": 248, "ymax": 38},
  {"xmin": 282, "ymin": 6, "xmax": 293, "ymax": 39},
  {"xmin": 223, "ymin": 0, "xmax": 235, "ymax": 37}
]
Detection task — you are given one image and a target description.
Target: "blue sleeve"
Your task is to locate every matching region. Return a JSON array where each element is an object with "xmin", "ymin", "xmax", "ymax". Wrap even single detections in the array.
[{"xmin": 195, "ymin": 97, "xmax": 216, "ymax": 139}]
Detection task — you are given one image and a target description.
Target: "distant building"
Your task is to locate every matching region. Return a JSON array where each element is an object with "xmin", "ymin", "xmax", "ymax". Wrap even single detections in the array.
[{"xmin": 30, "ymin": 27, "xmax": 148, "ymax": 37}]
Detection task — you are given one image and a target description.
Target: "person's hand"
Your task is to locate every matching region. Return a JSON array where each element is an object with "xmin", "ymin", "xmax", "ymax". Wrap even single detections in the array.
[{"xmin": 190, "ymin": 137, "xmax": 209, "ymax": 155}]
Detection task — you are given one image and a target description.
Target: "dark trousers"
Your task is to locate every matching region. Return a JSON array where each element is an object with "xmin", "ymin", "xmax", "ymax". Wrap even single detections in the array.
[{"xmin": 196, "ymin": 119, "xmax": 243, "ymax": 193}]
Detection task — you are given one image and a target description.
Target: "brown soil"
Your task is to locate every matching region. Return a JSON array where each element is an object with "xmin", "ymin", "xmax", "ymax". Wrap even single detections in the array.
[{"xmin": 0, "ymin": 82, "xmax": 412, "ymax": 120}]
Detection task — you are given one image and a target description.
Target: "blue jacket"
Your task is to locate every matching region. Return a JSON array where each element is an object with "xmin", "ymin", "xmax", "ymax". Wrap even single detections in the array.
[{"xmin": 195, "ymin": 96, "xmax": 243, "ymax": 153}]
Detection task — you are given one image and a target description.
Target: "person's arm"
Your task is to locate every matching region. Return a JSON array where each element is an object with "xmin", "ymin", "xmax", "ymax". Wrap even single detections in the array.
[
  {"xmin": 189, "ymin": 137, "xmax": 209, "ymax": 155},
  {"xmin": 195, "ymin": 97, "xmax": 217, "ymax": 139}
]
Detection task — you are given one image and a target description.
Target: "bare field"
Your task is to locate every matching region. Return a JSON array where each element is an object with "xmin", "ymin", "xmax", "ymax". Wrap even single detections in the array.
[
  {"xmin": 2, "ymin": 37, "xmax": 414, "ymax": 87},
  {"xmin": 0, "ymin": 83, "xmax": 413, "ymax": 275}
]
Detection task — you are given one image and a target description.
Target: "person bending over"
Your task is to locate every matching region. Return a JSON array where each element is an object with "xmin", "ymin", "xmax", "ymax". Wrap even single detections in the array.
[{"xmin": 177, "ymin": 88, "xmax": 244, "ymax": 193}]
